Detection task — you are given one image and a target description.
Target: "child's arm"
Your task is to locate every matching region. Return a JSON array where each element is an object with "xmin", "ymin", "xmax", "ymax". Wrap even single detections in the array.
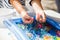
[
  {"xmin": 10, "ymin": 0, "xmax": 26, "ymax": 14},
  {"xmin": 31, "ymin": 0, "xmax": 46, "ymax": 23},
  {"xmin": 10, "ymin": 0, "xmax": 33, "ymax": 24}
]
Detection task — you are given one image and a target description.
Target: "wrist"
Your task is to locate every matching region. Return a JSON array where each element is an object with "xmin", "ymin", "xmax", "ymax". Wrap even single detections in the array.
[
  {"xmin": 31, "ymin": 0, "xmax": 41, "ymax": 5},
  {"xmin": 21, "ymin": 11, "xmax": 27, "ymax": 17}
]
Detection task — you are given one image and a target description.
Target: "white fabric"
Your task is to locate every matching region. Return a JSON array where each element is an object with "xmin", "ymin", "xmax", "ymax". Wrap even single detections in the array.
[{"xmin": 0, "ymin": 0, "xmax": 31, "ymax": 8}]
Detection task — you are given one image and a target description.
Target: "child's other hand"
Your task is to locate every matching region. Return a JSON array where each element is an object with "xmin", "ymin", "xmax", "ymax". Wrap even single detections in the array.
[
  {"xmin": 36, "ymin": 12, "xmax": 46, "ymax": 23},
  {"xmin": 21, "ymin": 11, "xmax": 34, "ymax": 24}
]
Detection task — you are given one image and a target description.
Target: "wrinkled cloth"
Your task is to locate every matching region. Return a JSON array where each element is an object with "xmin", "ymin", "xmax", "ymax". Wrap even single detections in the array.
[
  {"xmin": 0, "ymin": 0, "xmax": 31, "ymax": 8},
  {"xmin": 41, "ymin": 0, "xmax": 57, "ymax": 11},
  {"xmin": 55, "ymin": 0, "xmax": 60, "ymax": 13}
]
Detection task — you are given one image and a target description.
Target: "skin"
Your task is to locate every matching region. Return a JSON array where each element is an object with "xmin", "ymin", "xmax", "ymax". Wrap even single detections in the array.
[
  {"xmin": 31, "ymin": 0, "xmax": 46, "ymax": 23},
  {"xmin": 10, "ymin": 0, "xmax": 46, "ymax": 24}
]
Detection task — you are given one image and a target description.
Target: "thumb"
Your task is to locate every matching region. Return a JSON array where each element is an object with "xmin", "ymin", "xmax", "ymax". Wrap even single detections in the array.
[{"xmin": 24, "ymin": 14, "xmax": 33, "ymax": 20}]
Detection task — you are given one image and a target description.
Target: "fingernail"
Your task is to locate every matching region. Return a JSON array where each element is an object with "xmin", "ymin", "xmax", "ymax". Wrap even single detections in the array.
[
  {"xmin": 40, "ymin": 19, "xmax": 42, "ymax": 21},
  {"xmin": 39, "ymin": 19, "xmax": 42, "ymax": 23}
]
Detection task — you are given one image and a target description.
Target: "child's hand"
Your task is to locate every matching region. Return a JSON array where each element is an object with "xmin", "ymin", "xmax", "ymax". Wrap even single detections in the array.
[
  {"xmin": 36, "ymin": 12, "xmax": 46, "ymax": 23},
  {"xmin": 21, "ymin": 11, "xmax": 34, "ymax": 24},
  {"xmin": 31, "ymin": 0, "xmax": 46, "ymax": 23}
]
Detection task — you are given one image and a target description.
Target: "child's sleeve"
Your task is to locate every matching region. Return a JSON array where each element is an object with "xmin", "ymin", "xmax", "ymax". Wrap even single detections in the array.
[
  {"xmin": 3, "ymin": 0, "xmax": 31, "ymax": 9},
  {"xmin": 3, "ymin": 0, "xmax": 13, "ymax": 8},
  {"xmin": 3, "ymin": 0, "xmax": 26, "ymax": 8},
  {"xmin": 0, "ymin": 0, "xmax": 4, "ymax": 8}
]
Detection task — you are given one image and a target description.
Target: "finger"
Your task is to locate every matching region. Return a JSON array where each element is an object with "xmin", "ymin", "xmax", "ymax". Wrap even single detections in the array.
[
  {"xmin": 24, "ymin": 14, "xmax": 31, "ymax": 19},
  {"xmin": 24, "ymin": 14, "xmax": 34, "ymax": 23},
  {"xmin": 24, "ymin": 17, "xmax": 33, "ymax": 24},
  {"xmin": 39, "ymin": 14, "xmax": 43, "ymax": 23},
  {"xmin": 36, "ymin": 13, "xmax": 39, "ymax": 21},
  {"xmin": 41, "ymin": 13, "xmax": 46, "ymax": 23}
]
